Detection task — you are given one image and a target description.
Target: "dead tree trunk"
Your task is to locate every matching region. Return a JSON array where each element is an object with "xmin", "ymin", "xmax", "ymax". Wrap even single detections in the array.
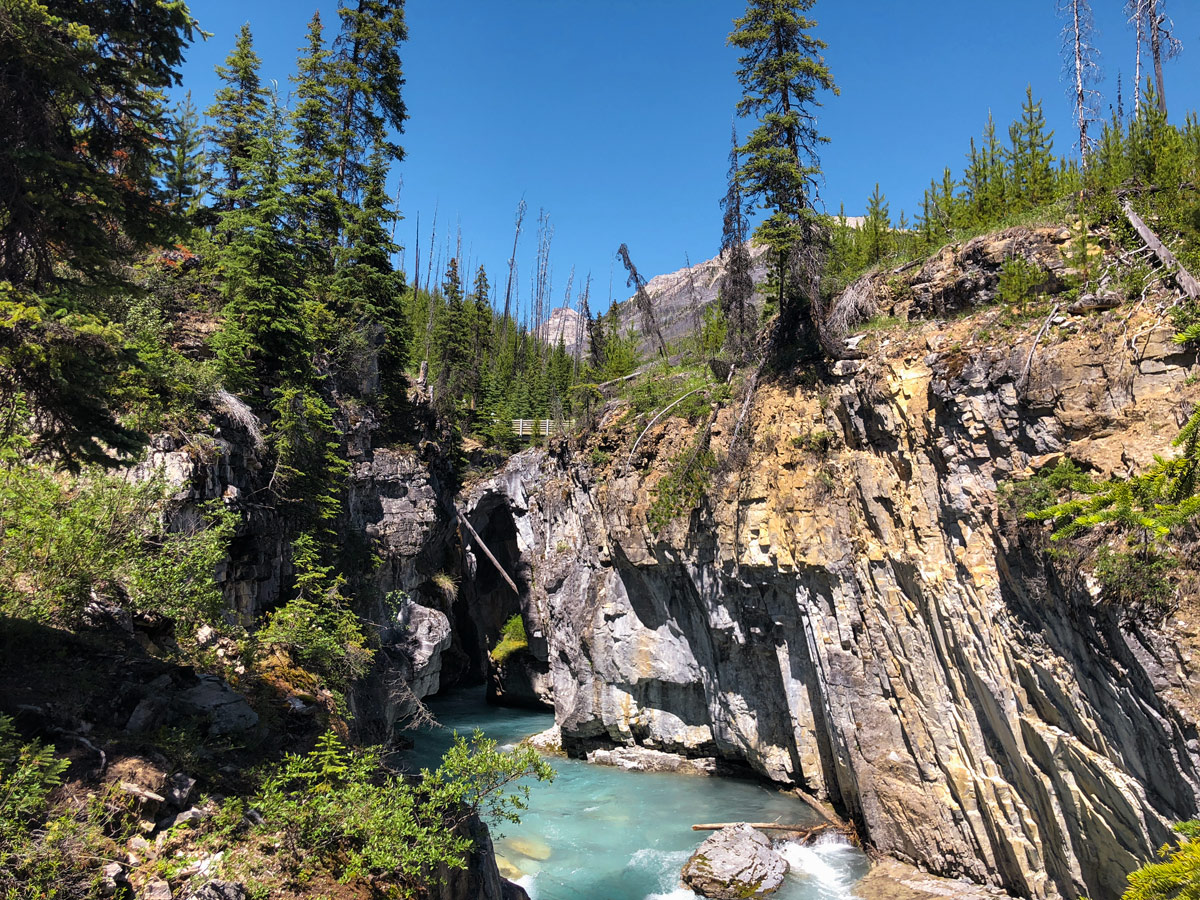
[{"xmin": 1122, "ymin": 198, "xmax": 1200, "ymax": 299}]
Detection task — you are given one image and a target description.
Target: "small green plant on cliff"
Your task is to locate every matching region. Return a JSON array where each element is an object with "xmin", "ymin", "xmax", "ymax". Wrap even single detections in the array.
[
  {"xmin": 253, "ymin": 729, "xmax": 552, "ymax": 893},
  {"xmin": 259, "ymin": 534, "xmax": 374, "ymax": 696},
  {"xmin": 997, "ymin": 256, "xmax": 1049, "ymax": 307},
  {"xmin": 647, "ymin": 437, "xmax": 717, "ymax": 534},
  {"xmin": 1121, "ymin": 820, "xmax": 1200, "ymax": 900},
  {"xmin": 490, "ymin": 614, "xmax": 528, "ymax": 664},
  {"xmin": 791, "ymin": 429, "xmax": 836, "ymax": 455}
]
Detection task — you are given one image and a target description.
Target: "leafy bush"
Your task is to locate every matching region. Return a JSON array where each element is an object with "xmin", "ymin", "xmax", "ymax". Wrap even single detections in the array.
[
  {"xmin": 0, "ymin": 715, "xmax": 67, "ymax": 855},
  {"xmin": 490, "ymin": 614, "xmax": 528, "ymax": 664},
  {"xmin": 254, "ymin": 730, "xmax": 553, "ymax": 892},
  {"xmin": 0, "ymin": 461, "xmax": 235, "ymax": 634},
  {"xmin": 1093, "ymin": 546, "xmax": 1176, "ymax": 615}
]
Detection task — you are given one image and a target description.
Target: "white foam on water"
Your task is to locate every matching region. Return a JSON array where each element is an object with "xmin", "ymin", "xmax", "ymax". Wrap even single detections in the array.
[
  {"xmin": 778, "ymin": 835, "xmax": 860, "ymax": 900},
  {"xmin": 628, "ymin": 848, "xmax": 694, "ymax": 894},
  {"xmin": 645, "ymin": 889, "xmax": 698, "ymax": 900},
  {"xmin": 516, "ymin": 874, "xmax": 538, "ymax": 900}
]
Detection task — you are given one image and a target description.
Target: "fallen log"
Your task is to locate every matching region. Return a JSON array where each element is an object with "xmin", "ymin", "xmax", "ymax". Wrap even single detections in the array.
[
  {"xmin": 1121, "ymin": 199, "xmax": 1200, "ymax": 300},
  {"xmin": 455, "ymin": 509, "xmax": 520, "ymax": 596},
  {"xmin": 691, "ymin": 822, "xmax": 829, "ymax": 833}
]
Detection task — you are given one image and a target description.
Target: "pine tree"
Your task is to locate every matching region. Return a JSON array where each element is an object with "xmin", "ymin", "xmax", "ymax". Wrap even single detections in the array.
[
  {"xmin": 468, "ymin": 265, "xmax": 493, "ymax": 411},
  {"xmin": 728, "ymin": 0, "xmax": 837, "ymax": 357},
  {"xmin": 1008, "ymin": 87, "xmax": 1055, "ymax": 207},
  {"xmin": 720, "ymin": 124, "xmax": 755, "ymax": 361},
  {"xmin": 0, "ymin": 0, "xmax": 196, "ymax": 468},
  {"xmin": 206, "ymin": 24, "xmax": 268, "ymax": 215},
  {"xmin": 328, "ymin": 0, "xmax": 408, "ymax": 203},
  {"xmin": 863, "ymin": 183, "xmax": 891, "ymax": 265},
  {"xmin": 290, "ymin": 13, "xmax": 341, "ymax": 271},
  {"xmin": 431, "ymin": 259, "xmax": 471, "ymax": 417},
  {"xmin": 211, "ymin": 95, "xmax": 310, "ymax": 394},
  {"xmin": 331, "ymin": 148, "xmax": 408, "ymax": 408},
  {"xmin": 163, "ymin": 91, "xmax": 206, "ymax": 214}
]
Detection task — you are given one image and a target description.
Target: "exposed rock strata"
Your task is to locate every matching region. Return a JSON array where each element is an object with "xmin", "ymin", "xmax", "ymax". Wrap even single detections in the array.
[{"xmin": 463, "ymin": 309, "xmax": 1200, "ymax": 899}]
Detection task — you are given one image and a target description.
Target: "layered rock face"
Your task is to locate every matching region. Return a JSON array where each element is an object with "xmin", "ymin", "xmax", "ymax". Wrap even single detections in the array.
[{"xmin": 464, "ymin": 304, "xmax": 1200, "ymax": 898}]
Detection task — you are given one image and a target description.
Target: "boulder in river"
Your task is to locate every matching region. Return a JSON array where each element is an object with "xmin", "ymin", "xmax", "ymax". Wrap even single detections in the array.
[{"xmin": 681, "ymin": 824, "xmax": 789, "ymax": 899}]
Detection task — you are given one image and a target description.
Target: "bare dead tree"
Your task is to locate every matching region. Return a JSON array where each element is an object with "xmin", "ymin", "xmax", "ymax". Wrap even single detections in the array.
[
  {"xmin": 501, "ymin": 199, "xmax": 527, "ymax": 344},
  {"xmin": 575, "ymin": 273, "xmax": 591, "ymax": 378},
  {"xmin": 1126, "ymin": 0, "xmax": 1147, "ymax": 99},
  {"xmin": 1147, "ymin": 0, "xmax": 1182, "ymax": 115},
  {"xmin": 1128, "ymin": 0, "xmax": 1182, "ymax": 113},
  {"xmin": 684, "ymin": 252, "xmax": 702, "ymax": 343},
  {"xmin": 617, "ymin": 243, "xmax": 667, "ymax": 359},
  {"xmin": 1059, "ymin": 0, "xmax": 1101, "ymax": 163},
  {"xmin": 533, "ymin": 209, "xmax": 553, "ymax": 338},
  {"xmin": 720, "ymin": 124, "xmax": 755, "ymax": 362}
]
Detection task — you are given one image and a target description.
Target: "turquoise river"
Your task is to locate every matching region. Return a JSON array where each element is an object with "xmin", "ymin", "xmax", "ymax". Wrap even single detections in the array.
[{"xmin": 403, "ymin": 690, "xmax": 870, "ymax": 900}]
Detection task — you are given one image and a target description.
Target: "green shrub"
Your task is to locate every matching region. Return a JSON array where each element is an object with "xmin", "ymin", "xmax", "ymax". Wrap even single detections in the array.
[
  {"xmin": 254, "ymin": 730, "xmax": 552, "ymax": 893},
  {"xmin": 491, "ymin": 614, "xmax": 528, "ymax": 664},
  {"xmin": 997, "ymin": 256, "xmax": 1048, "ymax": 306},
  {"xmin": 259, "ymin": 536, "xmax": 374, "ymax": 694},
  {"xmin": 0, "ymin": 461, "xmax": 235, "ymax": 635},
  {"xmin": 647, "ymin": 441, "xmax": 716, "ymax": 533},
  {"xmin": 791, "ymin": 430, "xmax": 835, "ymax": 454},
  {"xmin": 1092, "ymin": 546, "xmax": 1176, "ymax": 615}
]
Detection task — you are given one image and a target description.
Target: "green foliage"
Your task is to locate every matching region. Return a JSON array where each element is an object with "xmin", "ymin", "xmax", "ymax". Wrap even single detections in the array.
[
  {"xmin": 259, "ymin": 534, "xmax": 373, "ymax": 691},
  {"xmin": 1122, "ymin": 821, "xmax": 1200, "ymax": 900},
  {"xmin": 268, "ymin": 386, "xmax": 349, "ymax": 530},
  {"xmin": 0, "ymin": 457, "xmax": 235, "ymax": 633},
  {"xmin": 997, "ymin": 256, "xmax": 1049, "ymax": 306},
  {"xmin": 1093, "ymin": 546, "xmax": 1177, "ymax": 614},
  {"xmin": 0, "ymin": 0, "xmax": 196, "ymax": 290},
  {"xmin": 254, "ymin": 729, "xmax": 552, "ymax": 893},
  {"xmin": 0, "ymin": 715, "xmax": 68, "ymax": 856},
  {"xmin": 729, "ymin": 0, "xmax": 837, "ymax": 353},
  {"xmin": 791, "ymin": 429, "xmax": 835, "ymax": 454},
  {"xmin": 491, "ymin": 614, "xmax": 528, "ymax": 664},
  {"xmin": 648, "ymin": 438, "xmax": 717, "ymax": 533}
]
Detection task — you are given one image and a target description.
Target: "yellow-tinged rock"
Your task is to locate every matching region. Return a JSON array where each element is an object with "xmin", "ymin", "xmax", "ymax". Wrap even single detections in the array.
[
  {"xmin": 496, "ymin": 856, "xmax": 523, "ymax": 880},
  {"xmin": 508, "ymin": 836, "xmax": 552, "ymax": 861}
]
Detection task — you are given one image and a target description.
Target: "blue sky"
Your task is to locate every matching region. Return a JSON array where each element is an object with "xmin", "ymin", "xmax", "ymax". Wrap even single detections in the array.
[{"xmin": 176, "ymin": 1, "xmax": 1200, "ymax": 318}]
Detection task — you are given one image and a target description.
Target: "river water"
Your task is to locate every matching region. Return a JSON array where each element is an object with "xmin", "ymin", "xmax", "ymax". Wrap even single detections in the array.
[{"xmin": 402, "ymin": 690, "xmax": 870, "ymax": 900}]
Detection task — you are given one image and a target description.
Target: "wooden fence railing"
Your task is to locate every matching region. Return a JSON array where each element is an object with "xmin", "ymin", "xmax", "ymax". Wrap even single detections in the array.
[{"xmin": 511, "ymin": 419, "xmax": 575, "ymax": 438}]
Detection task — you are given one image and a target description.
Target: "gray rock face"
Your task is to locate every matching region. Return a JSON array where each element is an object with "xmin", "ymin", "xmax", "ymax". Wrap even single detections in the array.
[
  {"xmin": 179, "ymin": 676, "xmax": 258, "ymax": 735},
  {"xmin": 463, "ymin": 312, "xmax": 1200, "ymax": 899},
  {"xmin": 587, "ymin": 746, "xmax": 717, "ymax": 776},
  {"xmin": 393, "ymin": 596, "xmax": 452, "ymax": 700},
  {"xmin": 682, "ymin": 825, "xmax": 788, "ymax": 900}
]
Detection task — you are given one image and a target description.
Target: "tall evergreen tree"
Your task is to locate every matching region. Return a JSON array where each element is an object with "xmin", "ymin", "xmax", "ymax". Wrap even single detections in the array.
[
  {"xmin": 290, "ymin": 13, "xmax": 341, "ymax": 271},
  {"xmin": 728, "ymin": 0, "xmax": 837, "ymax": 357},
  {"xmin": 211, "ymin": 95, "xmax": 309, "ymax": 394},
  {"xmin": 720, "ymin": 124, "xmax": 755, "ymax": 361},
  {"xmin": 0, "ymin": 0, "xmax": 197, "ymax": 467},
  {"xmin": 328, "ymin": 0, "xmax": 408, "ymax": 203},
  {"xmin": 162, "ymin": 91, "xmax": 206, "ymax": 214},
  {"xmin": 468, "ymin": 265, "xmax": 493, "ymax": 410},
  {"xmin": 1008, "ymin": 87, "xmax": 1055, "ymax": 207},
  {"xmin": 332, "ymin": 148, "xmax": 408, "ymax": 407},
  {"xmin": 431, "ymin": 259, "xmax": 471, "ymax": 417},
  {"xmin": 206, "ymin": 24, "xmax": 268, "ymax": 215}
]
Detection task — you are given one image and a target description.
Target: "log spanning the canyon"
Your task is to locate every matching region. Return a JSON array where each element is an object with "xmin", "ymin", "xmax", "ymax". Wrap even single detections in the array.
[
  {"xmin": 1121, "ymin": 198, "xmax": 1200, "ymax": 300},
  {"xmin": 455, "ymin": 509, "xmax": 520, "ymax": 596}
]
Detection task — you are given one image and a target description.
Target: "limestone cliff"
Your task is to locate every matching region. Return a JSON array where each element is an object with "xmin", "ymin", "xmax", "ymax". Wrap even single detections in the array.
[{"xmin": 461, "ymin": 229, "xmax": 1200, "ymax": 900}]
